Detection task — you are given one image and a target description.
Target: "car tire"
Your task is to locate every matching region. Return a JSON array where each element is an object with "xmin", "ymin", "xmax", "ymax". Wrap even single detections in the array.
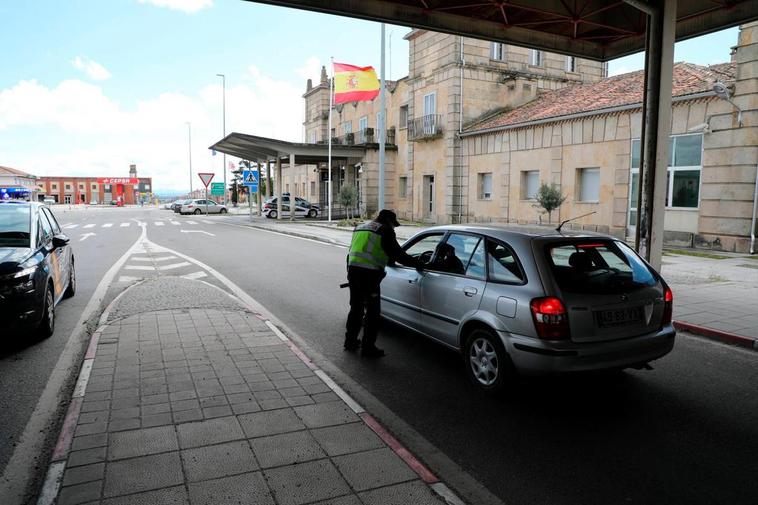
[
  {"xmin": 37, "ymin": 284, "xmax": 55, "ymax": 338},
  {"xmin": 194, "ymin": 209, "xmax": 202, "ymax": 215},
  {"xmin": 63, "ymin": 258, "xmax": 76, "ymax": 298},
  {"xmin": 269, "ymin": 210, "xmax": 278, "ymax": 219},
  {"xmin": 463, "ymin": 327, "xmax": 513, "ymax": 393},
  {"xmin": 308, "ymin": 209, "xmax": 317, "ymax": 218},
  {"xmin": 220, "ymin": 208, "xmax": 228, "ymax": 214}
]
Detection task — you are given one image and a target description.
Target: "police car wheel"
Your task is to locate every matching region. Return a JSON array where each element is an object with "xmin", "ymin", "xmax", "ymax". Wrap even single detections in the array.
[
  {"xmin": 64, "ymin": 258, "xmax": 76, "ymax": 298},
  {"xmin": 38, "ymin": 284, "xmax": 55, "ymax": 338}
]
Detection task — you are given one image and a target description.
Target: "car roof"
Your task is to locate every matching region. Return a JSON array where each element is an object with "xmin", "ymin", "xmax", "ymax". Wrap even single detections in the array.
[{"xmin": 416, "ymin": 224, "xmax": 615, "ymax": 246}]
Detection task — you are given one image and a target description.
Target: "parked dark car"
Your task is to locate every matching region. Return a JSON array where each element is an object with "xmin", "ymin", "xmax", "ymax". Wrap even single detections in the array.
[{"xmin": 0, "ymin": 201, "xmax": 75, "ymax": 337}]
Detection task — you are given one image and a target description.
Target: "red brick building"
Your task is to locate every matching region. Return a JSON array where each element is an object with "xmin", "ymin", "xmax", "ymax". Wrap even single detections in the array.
[{"xmin": 37, "ymin": 165, "xmax": 153, "ymax": 204}]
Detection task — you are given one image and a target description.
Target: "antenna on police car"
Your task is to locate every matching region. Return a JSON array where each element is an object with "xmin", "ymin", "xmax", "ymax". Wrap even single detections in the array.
[{"xmin": 556, "ymin": 211, "xmax": 597, "ymax": 233}]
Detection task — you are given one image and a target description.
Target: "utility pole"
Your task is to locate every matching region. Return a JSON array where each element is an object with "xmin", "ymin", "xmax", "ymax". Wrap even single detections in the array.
[
  {"xmin": 186, "ymin": 122, "xmax": 193, "ymax": 195},
  {"xmin": 378, "ymin": 24, "xmax": 386, "ymax": 210},
  {"xmin": 216, "ymin": 74, "xmax": 227, "ymax": 206}
]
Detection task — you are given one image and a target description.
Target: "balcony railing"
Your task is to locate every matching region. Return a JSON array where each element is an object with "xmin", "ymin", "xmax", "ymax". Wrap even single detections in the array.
[
  {"xmin": 408, "ymin": 114, "xmax": 443, "ymax": 141},
  {"xmin": 329, "ymin": 127, "xmax": 396, "ymax": 147}
]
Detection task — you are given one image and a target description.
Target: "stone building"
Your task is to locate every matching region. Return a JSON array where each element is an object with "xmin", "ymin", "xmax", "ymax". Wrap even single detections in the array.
[{"xmin": 280, "ymin": 23, "xmax": 757, "ymax": 253}]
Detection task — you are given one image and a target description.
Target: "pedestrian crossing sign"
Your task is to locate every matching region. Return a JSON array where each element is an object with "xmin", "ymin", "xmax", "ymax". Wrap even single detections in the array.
[{"xmin": 242, "ymin": 170, "xmax": 259, "ymax": 186}]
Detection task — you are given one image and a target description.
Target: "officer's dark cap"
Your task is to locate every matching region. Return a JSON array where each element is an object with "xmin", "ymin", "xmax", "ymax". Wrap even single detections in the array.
[{"xmin": 376, "ymin": 209, "xmax": 400, "ymax": 227}]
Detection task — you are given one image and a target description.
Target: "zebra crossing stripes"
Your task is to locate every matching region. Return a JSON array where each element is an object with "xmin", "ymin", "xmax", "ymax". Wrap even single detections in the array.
[
  {"xmin": 60, "ymin": 219, "xmax": 219, "ymax": 231},
  {"xmin": 102, "ymin": 223, "xmax": 113, "ymax": 228},
  {"xmin": 155, "ymin": 221, "xmax": 164, "ymax": 226},
  {"xmin": 83, "ymin": 224, "xmax": 96, "ymax": 229},
  {"xmin": 170, "ymin": 221, "xmax": 180, "ymax": 226}
]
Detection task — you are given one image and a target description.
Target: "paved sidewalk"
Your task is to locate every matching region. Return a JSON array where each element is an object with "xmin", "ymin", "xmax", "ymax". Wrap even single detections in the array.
[
  {"xmin": 48, "ymin": 277, "xmax": 450, "ymax": 505},
  {"xmin": 229, "ymin": 216, "xmax": 757, "ymax": 348}
]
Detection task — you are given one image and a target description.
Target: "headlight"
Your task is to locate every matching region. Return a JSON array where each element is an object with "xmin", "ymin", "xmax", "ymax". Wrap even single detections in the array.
[{"xmin": 13, "ymin": 267, "xmax": 37, "ymax": 279}]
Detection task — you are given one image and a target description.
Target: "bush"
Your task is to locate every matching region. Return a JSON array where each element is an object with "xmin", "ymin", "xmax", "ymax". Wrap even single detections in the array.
[
  {"xmin": 533, "ymin": 183, "xmax": 567, "ymax": 224},
  {"xmin": 338, "ymin": 185, "xmax": 359, "ymax": 219}
]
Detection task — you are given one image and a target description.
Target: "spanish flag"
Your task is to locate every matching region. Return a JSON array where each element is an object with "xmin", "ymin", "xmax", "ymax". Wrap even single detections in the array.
[{"xmin": 333, "ymin": 62, "xmax": 380, "ymax": 104}]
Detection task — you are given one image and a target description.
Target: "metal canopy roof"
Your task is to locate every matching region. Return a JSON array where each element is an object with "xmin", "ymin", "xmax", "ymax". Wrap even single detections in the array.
[
  {"xmin": 209, "ymin": 133, "xmax": 366, "ymax": 164},
  {"xmin": 246, "ymin": 0, "xmax": 758, "ymax": 60}
]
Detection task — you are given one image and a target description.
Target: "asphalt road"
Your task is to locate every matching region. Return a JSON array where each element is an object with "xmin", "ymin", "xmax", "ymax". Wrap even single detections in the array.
[{"xmin": 4, "ymin": 207, "xmax": 757, "ymax": 505}]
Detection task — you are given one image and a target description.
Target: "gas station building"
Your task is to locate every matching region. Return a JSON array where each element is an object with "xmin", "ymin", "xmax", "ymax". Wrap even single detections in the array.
[{"xmin": 37, "ymin": 164, "xmax": 153, "ymax": 205}]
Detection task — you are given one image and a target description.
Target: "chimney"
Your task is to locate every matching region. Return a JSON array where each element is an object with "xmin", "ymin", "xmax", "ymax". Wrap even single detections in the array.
[
  {"xmin": 320, "ymin": 66, "xmax": 328, "ymax": 84},
  {"xmin": 129, "ymin": 164, "xmax": 137, "ymax": 178},
  {"xmin": 307, "ymin": 78, "xmax": 313, "ymax": 92}
]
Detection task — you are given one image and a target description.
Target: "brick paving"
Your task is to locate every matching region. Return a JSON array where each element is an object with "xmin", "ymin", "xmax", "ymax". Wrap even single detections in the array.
[{"xmin": 54, "ymin": 285, "xmax": 444, "ymax": 504}]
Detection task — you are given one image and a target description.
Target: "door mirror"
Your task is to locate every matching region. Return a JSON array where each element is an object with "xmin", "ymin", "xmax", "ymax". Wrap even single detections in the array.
[{"xmin": 52, "ymin": 235, "xmax": 70, "ymax": 248}]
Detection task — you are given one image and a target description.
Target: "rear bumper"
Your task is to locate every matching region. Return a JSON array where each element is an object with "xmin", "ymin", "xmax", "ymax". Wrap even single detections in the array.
[{"xmin": 503, "ymin": 325, "xmax": 676, "ymax": 374}]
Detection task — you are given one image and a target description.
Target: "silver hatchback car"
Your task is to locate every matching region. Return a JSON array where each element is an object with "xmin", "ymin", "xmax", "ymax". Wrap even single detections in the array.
[{"xmin": 382, "ymin": 226, "xmax": 675, "ymax": 392}]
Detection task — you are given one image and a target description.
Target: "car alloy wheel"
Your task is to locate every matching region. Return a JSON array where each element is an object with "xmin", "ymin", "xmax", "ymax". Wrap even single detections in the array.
[
  {"xmin": 38, "ymin": 285, "xmax": 55, "ymax": 338},
  {"xmin": 308, "ymin": 209, "xmax": 317, "ymax": 218},
  {"xmin": 194, "ymin": 208, "xmax": 202, "ymax": 214},
  {"xmin": 464, "ymin": 328, "xmax": 511, "ymax": 392},
  {"xmin": 269, "ymin": 210, "xmax": 277, "ymax": 219},
  {"xmin": 64, "ymin": 259, "xmax": 76, "ymax": 298}
]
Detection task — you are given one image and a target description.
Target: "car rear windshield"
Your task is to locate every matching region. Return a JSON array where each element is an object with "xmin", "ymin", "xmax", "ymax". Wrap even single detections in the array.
[
  {"xmin": 0, "ymin": 205, "xmax": 31, "ymax": 247},
  {"xmin": 545, "ymin": 240, "xmax": 656, "ymax": 294}
]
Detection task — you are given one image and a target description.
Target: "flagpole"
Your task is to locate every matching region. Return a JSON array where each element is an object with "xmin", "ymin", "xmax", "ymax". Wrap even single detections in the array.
[
  {"xmin": 378, "ymin": 23, "xmax": 386, "ymax": 210},
  {"xmin": 328, "ymin": 56, "xmax": 334, "ymax": 222}
]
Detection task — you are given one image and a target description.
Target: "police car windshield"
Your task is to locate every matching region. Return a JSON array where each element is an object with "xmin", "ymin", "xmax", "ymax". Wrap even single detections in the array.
[{"xmin": 0, "ymin": 205, "xmax": 31, "ymax": 247}]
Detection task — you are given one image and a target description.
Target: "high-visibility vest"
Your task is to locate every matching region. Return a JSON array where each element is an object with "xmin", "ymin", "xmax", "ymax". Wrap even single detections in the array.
[{"xmin": 347, "ymin": 221, "xmax": 389, "ymax": 270}]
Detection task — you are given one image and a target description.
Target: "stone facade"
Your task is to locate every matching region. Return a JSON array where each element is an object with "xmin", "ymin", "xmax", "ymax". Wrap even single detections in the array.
[{"xmin": 281, "ymin": 25, "xmax": 757, "ymax": 252}]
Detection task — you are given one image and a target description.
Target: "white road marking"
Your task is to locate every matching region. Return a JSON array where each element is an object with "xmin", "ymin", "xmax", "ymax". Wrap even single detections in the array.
[
  {"xmin": 129, "ymin": 256, "xmax": 152, "ymax": 262},
  {"xmin": 62, "ymin": 224, "xmax": 78, "ymax": 229},
  {"xmin": 155, "ymin": 221, "xmax": 165, "ymax": 226},
  {"xmin": 170, "ymin": 221, "xmax": 180, "ymax": 225},
  {"xmin": 202, "ymin": 220, "xmax": 214, "ymax": 224},
  {"xmin": 79, "ymin": 233, "xmax": 96, "ymax": 242},
  {"xmin": 120, "ymin": 222, "xmax": 130, "ymax": 227},
  {"xmin": 118, "ymin": 276, "xmax": 141, "ymax": 283},
  {"xmin": 157, "ymin": 261, "xmax": 191, "ymax": 271},
  {"xmin": 186, "ymin": 220, "xmax": 198, "ymax": 224},
  {"xmin": 83, "ymin": 224, "xmax": 95, "ymax": 229},
  {"xmin": 124, "ymin": 264, "xmax": 156, "ymax": 271},
  {"xmin": 102, "ymin": 223, "xmax": 113, "ymax": 228},
  {"xmin": 181, "ymin": 271, "xmax": 208, "ymax": 280},
  {"xmin": 153, "ymin": 255, "xmax": 179, "ymax": 262},
  {"xmin": 180, "ymin": 229, "xmax": 215, "ymax": 236}
]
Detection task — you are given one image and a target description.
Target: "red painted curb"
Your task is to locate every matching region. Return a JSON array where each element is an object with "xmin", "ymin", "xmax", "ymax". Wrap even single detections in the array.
[
  {"xmin": 359, "ymin": 412, "xmax": 439, "ymax": 484},
  {"xmin": 84, "ymin": 332, "xmax": 101, "ymax": 360},
  {"xmin": 50, "ymin": 397, "xmax": 83, "ymax": 462},
  {"xmin": 674, "ymin": 321, "xmax": 756, "ymax": 349}
]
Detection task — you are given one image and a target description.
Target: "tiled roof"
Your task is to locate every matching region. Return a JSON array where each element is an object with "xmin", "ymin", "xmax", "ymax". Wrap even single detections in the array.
[
  {"xmin": 465, "ymin": 62, "xmax": 735, "ymax": 134},
  {"xmin": 0, "ymin": 165, "xmax": 34, "ymax": 177}
]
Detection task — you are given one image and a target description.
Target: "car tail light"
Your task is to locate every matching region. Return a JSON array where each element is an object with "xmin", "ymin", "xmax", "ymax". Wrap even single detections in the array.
[
  {"xmin": 188, "ymin": 204, "xmax": 194, "ymax": 208},
  {"xmin": 662, "ymin": 286, "xmax": 673, "ymax": 325},
  {"xmin": 530, "ymin": 297, "xmax": 570, "ymax": 340}
]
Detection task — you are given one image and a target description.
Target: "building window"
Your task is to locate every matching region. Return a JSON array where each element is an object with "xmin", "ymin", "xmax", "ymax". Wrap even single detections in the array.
[
  {"xmin": 310, "ymin": 131, "xmax": 317, "ymax": 143},
  {"xmin": 310, "ymin": 181, "xmax": 316, "ymax": 196},
  {"xmin": 491, "ymin": 42, "xmax": 505, "ymax": 61},
  {"xmin": 144, "ymin": 184, "xmax": 150, "ymax": 191},
  {"xmin": 521, "ymin": 170, "xmax": 539, "ymax": 200},
  {"xmin": 530, "ymin": 49, "xmax": 543, "ymax": 67},
  {"xmin": 423, "ymin": 92, "xmax": 436, "ymax": 116},
  {"xmin": 577, "ymin": 168, "xmax": 600, "ymax": 202},
  {"xmin": 78, "ymin": 183, "xmax": 85, "ymax": 190},
  {"xmin": 478, "ymin": 173, "xmax": 493, "ymax": 200},
  {"xmin": 91, "ymin": 184, "xmax": 97, "ymax": 190},
  {"xmin": 52, "ymin": 184, "xmax": 58, "ymax": 190},
  {"xmin": 399, "ymin": 105, "xmax": 408, "ymax": 129},
  {"xmin": 399, "ymin": 177, "xmax": 408, "ymax": 198},
  {"xmin": 342, "ymin": 121, "xmax": 352, "ymax": 134},
  {"xmin": 65, "ymin": 184, "xmax": 71, "ymax": 190},
  {"xmin": 358, "ymin": 116, "xmax": 368, "ymax": 143},
  {"xmin": 629, "ymin": 133, "xmax": 702, "ymax": 225},
  {"xmin": 566, "ymin": 56, "xmax": 576, "ymax": 72}
]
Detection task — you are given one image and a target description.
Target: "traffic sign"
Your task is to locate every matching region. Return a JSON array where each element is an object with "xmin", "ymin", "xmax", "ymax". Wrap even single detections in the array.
[
  {"xmin": 242, "ymin": 170, "xmax": 259, "ymax": 185},
  {"xmin": 210, "ymin": 182, "xmax": 225, "ymax": 196},
  {"xmin": 198, "ymin": 173, "xmax": 214, "ymax": 188},
  {"xmin": 247, "ymin": 184, "xmax": 259, "ymax": 193}
]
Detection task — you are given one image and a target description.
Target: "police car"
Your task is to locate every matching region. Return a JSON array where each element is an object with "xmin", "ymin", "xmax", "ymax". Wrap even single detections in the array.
[{"xmin": 0, "ymin": 201, "xmax": 75, "ymax": 337}]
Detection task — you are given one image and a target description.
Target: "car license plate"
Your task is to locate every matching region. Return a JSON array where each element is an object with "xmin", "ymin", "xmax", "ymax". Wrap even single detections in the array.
[{"xmin": 595, "ymin": 307, "xmax": 643, "ymax": 328}]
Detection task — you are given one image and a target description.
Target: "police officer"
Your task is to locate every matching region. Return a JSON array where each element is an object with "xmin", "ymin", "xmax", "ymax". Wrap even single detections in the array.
[{"xmin": 344, "ymin": 209, "xmax": 423, "ymax": 357}]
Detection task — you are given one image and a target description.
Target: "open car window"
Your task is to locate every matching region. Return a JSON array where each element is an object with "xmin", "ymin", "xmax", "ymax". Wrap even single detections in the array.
[
  {"xmin": 401, "ymin": 233, "xmax": 446, "ymax": 265},
  {"xmin": 428, "ymin": 233, "xmax": 484, "ymax": 278}
]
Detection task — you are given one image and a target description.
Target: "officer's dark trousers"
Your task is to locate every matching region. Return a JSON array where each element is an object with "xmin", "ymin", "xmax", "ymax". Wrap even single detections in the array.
[{"xmin": 345, "ymin": 266, "xmax": 384, "ymax": 348}]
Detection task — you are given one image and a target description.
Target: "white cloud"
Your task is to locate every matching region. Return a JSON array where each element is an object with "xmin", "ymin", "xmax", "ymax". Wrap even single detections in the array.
[
  {"xmin": 137, "ymin": 0, "xmax": 213, "ymax": 14},
  {"xmin": 295, "ymin": 57, "xmax": 322, "ymax": 80},
  {"xmin": 0, "ymin": 62, "xmax": 306, "ymax": 192},
  {"xmin": 72, "ymin": 56, "xmax": 112, "ymax": 81}
]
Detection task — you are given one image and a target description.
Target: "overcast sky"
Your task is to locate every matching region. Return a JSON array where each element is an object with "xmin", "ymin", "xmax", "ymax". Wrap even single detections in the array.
[{"xmin": 0, "ymin": 0, "xmax": 739, "ymax": 193}]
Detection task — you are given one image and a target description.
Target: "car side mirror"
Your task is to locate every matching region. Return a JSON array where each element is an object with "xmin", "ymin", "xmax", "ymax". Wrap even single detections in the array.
[{"xmin": 52, "ymin": 235, "xmax": 70, "ymax": 248}]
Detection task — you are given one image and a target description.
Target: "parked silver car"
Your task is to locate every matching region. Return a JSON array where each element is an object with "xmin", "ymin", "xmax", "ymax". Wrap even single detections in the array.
[
  {"xmin": 382, "ymin": 226, "xmax": 675, "ymax": 392},
  {"xmin": 179, "ymin": 199, "xmax": 228, "ymax": 215}
]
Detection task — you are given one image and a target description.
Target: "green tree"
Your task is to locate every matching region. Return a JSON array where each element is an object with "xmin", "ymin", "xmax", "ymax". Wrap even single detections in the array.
[
  {"xmin": 533, "ymin": 183, "xmax": 567, "ymax": 224},
  {"xmin": 338, "ymin": 185, "xmax": 359, "ymax": 219}
]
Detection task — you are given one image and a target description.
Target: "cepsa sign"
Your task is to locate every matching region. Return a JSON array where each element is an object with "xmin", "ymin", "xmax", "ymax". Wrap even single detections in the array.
[{"xmin": 97, "ymin": 178, "xmax": 139, "ymax": 185}]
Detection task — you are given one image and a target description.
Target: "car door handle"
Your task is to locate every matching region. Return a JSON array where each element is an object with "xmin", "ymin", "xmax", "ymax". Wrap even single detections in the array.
[
  {"xmin": 463, "ymin": 287, "xmax": 478, "ymax": 297},
  {"xmin": 408, "ymin": 278, "xmax": 418, "ymax": 284}
]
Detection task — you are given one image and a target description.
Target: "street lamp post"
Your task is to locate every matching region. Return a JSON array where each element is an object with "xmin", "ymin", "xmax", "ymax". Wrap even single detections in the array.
[
  {"xmin": 216, "ymin": 73, "xmax": 227, "ymax": 206},
  {"xmin": 186, "ymin": 122, "xmax": 193, "ymax": 195}
]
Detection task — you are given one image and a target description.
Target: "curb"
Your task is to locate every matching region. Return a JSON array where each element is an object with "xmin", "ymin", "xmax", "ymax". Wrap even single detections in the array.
[
  {"xmin": 674, "ymin": 321, "xmax": 757, "ymax": 350},
  {"xmin": 38, "ymin": 277, "xmax": 468, "ymax": 505}
]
